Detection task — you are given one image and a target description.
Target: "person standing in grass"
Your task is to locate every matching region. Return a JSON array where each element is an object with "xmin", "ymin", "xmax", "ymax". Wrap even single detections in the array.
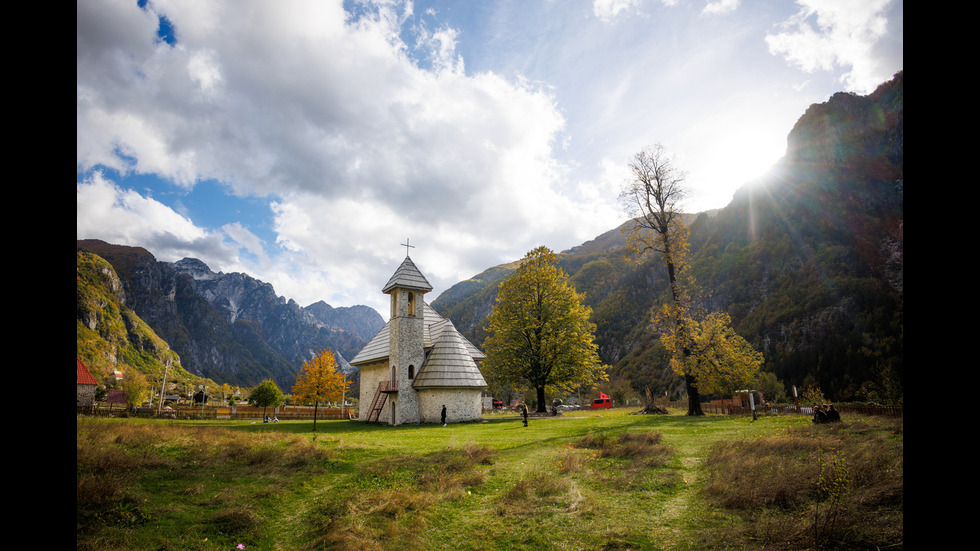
[
  {"xmin": 441, "ymin": 405, "xmax": 447, "ymax": 426},
  {"xmin": 521, "ymin": 402, "xmax": 529, "ymax": 427}
]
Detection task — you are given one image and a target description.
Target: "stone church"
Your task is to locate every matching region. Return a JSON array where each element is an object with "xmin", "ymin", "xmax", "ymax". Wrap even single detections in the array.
[{"xmin": 350, "ymin": 252, "xmax": 488, "ymax": 425}]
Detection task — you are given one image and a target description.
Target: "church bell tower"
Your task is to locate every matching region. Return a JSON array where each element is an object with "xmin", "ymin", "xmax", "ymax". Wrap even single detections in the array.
[{"xmin": 381, "ymin": 241, "xmax": 432, "ymax": 425}]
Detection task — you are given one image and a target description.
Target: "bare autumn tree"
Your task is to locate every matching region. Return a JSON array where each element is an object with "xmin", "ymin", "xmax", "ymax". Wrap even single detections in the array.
[{"xmin": 620, "ymin": 144, "xmax": 704, "ymax": 416}]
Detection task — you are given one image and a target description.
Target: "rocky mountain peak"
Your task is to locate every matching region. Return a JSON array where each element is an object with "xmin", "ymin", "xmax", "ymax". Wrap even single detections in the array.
[{"xmin": 170, "ymin": 257, "xmax": 219, "ymax": 280}]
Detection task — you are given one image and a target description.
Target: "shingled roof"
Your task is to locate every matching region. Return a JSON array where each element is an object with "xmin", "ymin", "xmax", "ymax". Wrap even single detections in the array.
[
  {"xmin": 412, "ymin": 321, "xmax": 487, "ymax": 389},
  {"xmin": 382, "ymin": 255, "xmax": 433, "ymax": 293},
  {"xmin": 350, "ymin": 302, "xmax": 484, "ymax": 366}
]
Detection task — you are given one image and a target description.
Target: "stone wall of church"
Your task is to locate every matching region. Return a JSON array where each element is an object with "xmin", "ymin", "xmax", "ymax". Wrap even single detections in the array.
[
  {"xmin": 390, "ymin": 288, "xmax": 425, "ymax": 425},
  {"xmin": 418, "ymin": 388, "xmax": 484, "ymax": 424},
  {"xmin": 357, "ymin": 361, "xmax": 392, "ymax": 422}
]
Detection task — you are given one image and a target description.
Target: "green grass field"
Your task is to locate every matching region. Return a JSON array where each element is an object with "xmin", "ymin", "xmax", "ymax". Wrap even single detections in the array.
[{"xmin": 77, "ymin": 408, "xmax": 902, "ymax": 550}]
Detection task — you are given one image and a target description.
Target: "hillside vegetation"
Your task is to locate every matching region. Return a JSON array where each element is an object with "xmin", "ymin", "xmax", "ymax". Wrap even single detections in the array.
[{"xmin": 77, "ymin": 250, "xmax": 204, "ymax": 388}]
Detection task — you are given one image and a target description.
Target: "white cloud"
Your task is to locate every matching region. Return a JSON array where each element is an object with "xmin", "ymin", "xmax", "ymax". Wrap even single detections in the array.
[
  {"xmin": 76, "ymin": 0, "xmax": 605, "ymax": 303},
  {"xmin": 593, "ymin": 0, "xmax": 645, "ymax": 22},
  {"xmin": 76, "ymin": 171, "xmax": 236, "ymax": 265},
  {"xmin": 221, "ymin": 222, "xmax": 268, "ymax": 264},
  {"xmin": 702, "ymin": 0, "xmax": 739, "ymax": 17},
  {"xmin": 765, "ymin": 0, "xmax": 895, "ymax": 93}
]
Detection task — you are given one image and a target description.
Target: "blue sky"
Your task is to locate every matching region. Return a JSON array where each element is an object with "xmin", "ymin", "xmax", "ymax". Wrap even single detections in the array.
[{"xmin": 77, "ymin": 0, "xmax": 903, "ymax": 320}]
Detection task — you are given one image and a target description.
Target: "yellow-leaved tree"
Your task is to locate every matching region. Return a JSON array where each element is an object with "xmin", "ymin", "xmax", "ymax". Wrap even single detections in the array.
[
  {"xmin": 622, "ymin": 144, "xmax": 764, "ymax": 414},
  {"xmin": 659, "ymin": 310, "xmax": 764, "ymax": 400},
  {"xmin": 483, "ymin": 246, "xmax": 607, "ymax": 413},
  {"xmin": 292, "ymin": 348, "xmax": 350, "ymax": 431}
]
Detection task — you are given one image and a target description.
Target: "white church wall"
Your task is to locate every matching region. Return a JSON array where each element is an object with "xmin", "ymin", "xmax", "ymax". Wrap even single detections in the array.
[
  {"xmin": 418, "ymin": 387, "xmax": 483, "ymax": 423},
  {"xmin": 358, "ymin": 361, "xmax": 391, "ymax": 422}
]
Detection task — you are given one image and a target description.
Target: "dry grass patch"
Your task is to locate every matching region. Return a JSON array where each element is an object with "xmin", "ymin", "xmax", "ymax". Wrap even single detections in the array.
[
  {"xmin": 76, "ymin": 419, "xmax": 336, "ymax": 548},
  {"xmin": 498, "ymin": 470, "xmax": 575, "ymax": 515},
  {"xmin": 304, "ymin": 444, "xmax": 494, "ymax": 551},
  {"xmin": 701, "ymin": 418, "xmax": 903, "ymax": 550},
  {"xmin": 577, "ymin": 430, "xmax": 672, "ymax": 467},
  {"xmin": 573, "ymin": 430, "xmax": 679, "ymax": 492}
]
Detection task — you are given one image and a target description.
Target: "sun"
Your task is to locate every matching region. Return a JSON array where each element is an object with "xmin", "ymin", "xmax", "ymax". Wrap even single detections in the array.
[{"xmin": 687, "ymin": 124, "xmax": 787, "ymax": 212}]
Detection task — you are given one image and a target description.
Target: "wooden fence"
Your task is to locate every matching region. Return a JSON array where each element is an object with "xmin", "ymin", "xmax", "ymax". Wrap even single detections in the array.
[
  {"xmin": 77, "ymin": 403, "xmax": 359, "ymax": 420},
  {"xmin": 78, "ymin": 401, "xmax": 900, "ymax": 420},
  {"xmin": 656, "ymin": 400, "xmax": 902, "ymax": 418}
]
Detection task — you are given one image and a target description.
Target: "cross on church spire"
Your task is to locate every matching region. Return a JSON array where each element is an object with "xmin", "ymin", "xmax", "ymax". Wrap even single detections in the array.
[{"xmin": 401, "ymin": 238, "xmax": 415, "ymax": 257}]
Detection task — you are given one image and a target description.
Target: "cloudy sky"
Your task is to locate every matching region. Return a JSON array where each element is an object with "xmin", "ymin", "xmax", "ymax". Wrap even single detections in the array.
[{"xmin": 77, "ymin": 0, "xmax": 903, "ymax": 318}]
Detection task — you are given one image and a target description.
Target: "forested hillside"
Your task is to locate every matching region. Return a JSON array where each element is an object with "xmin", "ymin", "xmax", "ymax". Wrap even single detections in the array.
[
  {"xmin": 76, "ymin": 250, "xmax": 205, "ymax": 389},
  {"xmin": 433, "ymin": 71, "xmax": 903, "ymax": 404}
]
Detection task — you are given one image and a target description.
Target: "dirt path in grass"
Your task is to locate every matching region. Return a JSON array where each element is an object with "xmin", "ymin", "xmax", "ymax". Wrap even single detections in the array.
[{"xmin": 649, "ymin": 447, "xmax": 708, "ymax": 547}]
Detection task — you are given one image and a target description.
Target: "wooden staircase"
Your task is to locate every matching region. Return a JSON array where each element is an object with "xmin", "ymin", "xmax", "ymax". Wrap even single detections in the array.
[{"xmin": 367, "ymin": 380, "xmax": 397, "ymax": 423}]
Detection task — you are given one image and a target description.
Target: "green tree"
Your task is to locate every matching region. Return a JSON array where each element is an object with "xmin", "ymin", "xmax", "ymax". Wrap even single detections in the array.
[
  {"xmin": 249, "ymin": 379, "xmax": 285, "ymax": 418},
  {"xmin": 292, "ymin": 348, "xmax": 350, "ymax": 431},
  {"xmin": 753, "ymin": 371, "xmax": 788, "ymax": 404},
  {"xmin": 483, "ymin": 246, "xmax": 607, "ymax": 413},
  {"xmin": 121, "ymin": 370, "xmax": 149, "ymax": 410}
]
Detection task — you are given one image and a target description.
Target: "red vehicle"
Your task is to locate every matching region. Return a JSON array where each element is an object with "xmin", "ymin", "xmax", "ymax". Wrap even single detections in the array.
[
  {"xmin": 590, "ymin": 392, "xmax": 612, "ymax": 408},
  {"xmin": 492, "ymin": 400, "xmax": 504, "ymax": 409}
]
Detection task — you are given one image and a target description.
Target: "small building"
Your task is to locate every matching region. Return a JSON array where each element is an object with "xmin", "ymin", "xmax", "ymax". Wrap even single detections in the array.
[
  {"xmin": 106, "ymin": 389, "xmax": 127, "ymax": 408},
  {"xmin": 351, "ymin": 251, "xmax": 487, "ymax": 425},
  {"xmin": 76, "ymin": 357, "xmax": 98, "ymax": 407}
]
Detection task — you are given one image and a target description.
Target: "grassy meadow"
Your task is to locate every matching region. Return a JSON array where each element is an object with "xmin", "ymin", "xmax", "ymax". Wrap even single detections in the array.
[{"xmin": 77, "ymin": 408, "xmax": 902, "ymax": 550}]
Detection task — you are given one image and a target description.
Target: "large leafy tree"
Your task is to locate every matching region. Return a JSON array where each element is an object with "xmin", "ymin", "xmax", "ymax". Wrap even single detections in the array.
[
  {"xmin": 483, "ymin": 246, "xmax": 607, "ymax": 412},
  {"xmin": 248, "ymin": 379, "xmax": 285, "ymax": 418},
  {"xmin": 292, "ymin": 348, "xmax": 350, "ymax": 431},
  {"xmin": 659, "ymin": 310, "xmax": 763, "ymax": 398}
]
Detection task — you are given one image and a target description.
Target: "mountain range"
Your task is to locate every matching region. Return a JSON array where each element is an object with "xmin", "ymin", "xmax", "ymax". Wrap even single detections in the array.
[
  {"xmin": 76, "ymin": 239, "xmax": 384, "ymax": 393},
  {"xmin": 76, "ymin": 71, "xmax": 902, "ymax": 404}
]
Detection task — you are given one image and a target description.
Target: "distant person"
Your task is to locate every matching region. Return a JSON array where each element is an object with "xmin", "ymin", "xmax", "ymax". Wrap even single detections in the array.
[
  {"xmin": 826, "ymin": 405, "xmax": 841, "ymax": 422},
  {"xmin": 521, "ymin": 402, "xmax": 529, "ymax": 427},
  {"xmin": 812, "ymin": 405, "xmax": 828, "ymax": 424},
  {"xmin": 441, "ymin": 405, "xmax": 447, "ymax": 426}
]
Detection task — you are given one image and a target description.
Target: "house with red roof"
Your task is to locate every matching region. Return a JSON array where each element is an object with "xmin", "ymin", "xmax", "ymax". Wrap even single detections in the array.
[{"xmin": 77, "ymin": 357, "xmax": 99, "ymax": 407}]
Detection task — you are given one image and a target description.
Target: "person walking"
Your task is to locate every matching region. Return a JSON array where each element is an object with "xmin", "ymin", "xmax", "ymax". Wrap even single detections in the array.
[
  {"xmin": 521, "ymin": 402, "xmax": 528, "ymax": 427},
  {"xmin": 441, "ymin": 405, "xmax": 447, "ymax": 426}
]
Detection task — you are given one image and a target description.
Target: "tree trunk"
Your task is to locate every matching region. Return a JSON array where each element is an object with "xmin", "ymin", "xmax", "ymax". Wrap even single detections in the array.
[
  {"xmin": 685, "ymin": 374, "xmax": 704, "ymax": 416},
  {"xmin": 536, "ymin": 386, "xmax": 547, "ymax": 413},
  {"xmin": 667, "ymin": 255, "xmax": 703, "ymax": 417},
  {"xmin": 312, "ymin": 400, "xmax": 319, "ymax": 432}
]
